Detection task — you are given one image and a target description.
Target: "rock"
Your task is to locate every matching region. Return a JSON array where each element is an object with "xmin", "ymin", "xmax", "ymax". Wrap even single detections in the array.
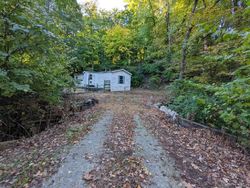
[
  {"xmin": 159, "ymin": 106, "xmax": 178, "ymax": 121},
  {"xmin": 70, "ymin": 98, "xmax": 99, "ymax": 112},
  {"xmin": 153, "ymin": 102, "xmax": 162, "ymax": 108},
  {"xmin": 84, "ymin": 98, "xmax": 99, "ymax": 107}
]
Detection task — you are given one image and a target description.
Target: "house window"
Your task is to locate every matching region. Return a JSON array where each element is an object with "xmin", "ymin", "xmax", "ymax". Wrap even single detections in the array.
[
  {"xmin": 89, "ymin": 74, "xmax": 93, "ymax": 80},
  {"xmin": 118, "ymin": 75, "xmax": 125, "ymax": 84}
]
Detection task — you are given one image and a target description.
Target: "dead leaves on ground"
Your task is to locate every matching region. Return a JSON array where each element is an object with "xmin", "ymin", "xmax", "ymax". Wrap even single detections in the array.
[
  {"xmin": 141, "ymin": 109, "xmax": 250, "ymax": 187},
  {"xmin": 83, "ymin": 171, "xmax": 95, "ymax": 181},
  {"xmin": 2, "ymin": 91, "xmax": 249, "ymax": 187},
  {"xmin": 84, "ymin": 109, "xmax": 149, "ymax": 188},
  {"xmin": 0, "ymin": 106, "xmax": 102, "ymax": 188}
]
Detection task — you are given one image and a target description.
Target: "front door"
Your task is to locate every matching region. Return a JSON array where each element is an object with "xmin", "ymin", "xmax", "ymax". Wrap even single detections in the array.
[
  {"xmin": 104, "ymin": 80, "xmax": 110, "ymax": 91},
  {"xmin": 88, "ymin": 74, "xmax": 93, "ymax": 85}
]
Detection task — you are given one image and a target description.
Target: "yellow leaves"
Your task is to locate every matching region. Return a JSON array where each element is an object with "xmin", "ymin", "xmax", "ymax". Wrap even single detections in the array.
[
  {"xmin": 119, "ymin": 46, "xmax": 128, "ymax": 53},
  {"xmin": 173, "ymin": 1, "xmax": 185, "ymax": 12},
  {"xmin": 137, "ymin": 48, "xmax": 145, "ymax": 61},
  {"xmin": 21, "ymin": 53, "xmax": 31, "ymax": 64},
  {"xmin": 112, "ymin": 56, "xmax": 121, "ymax": 64},
  {"xmin": 104, "ymin": 25, "xmax": 132, "ymax": 41},
  {"xmin": 103, "ymin": 25, "xmax": 134, "ymax": 63}
]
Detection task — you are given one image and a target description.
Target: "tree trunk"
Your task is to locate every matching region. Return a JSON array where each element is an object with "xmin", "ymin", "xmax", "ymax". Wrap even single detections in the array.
[
  {"xmin": 231, "ymin": 0, "xmax": 236, "ymax": 14},
  {"xmin": 147, "ymin": 0, "xmax": 156, "ymax": 26},
  {"xmin": 165, "ymin": 1, "xmax": 171, "ymax": 63},
  {"xmin": 179, "ymin": 26, "xmax": 193, "ymax": 79},
  {"xmin": 179, "ymin": 0, "xmax": 199, "ymax": 79}
]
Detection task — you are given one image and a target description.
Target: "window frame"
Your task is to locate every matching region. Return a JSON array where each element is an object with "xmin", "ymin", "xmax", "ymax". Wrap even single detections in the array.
[
  {"xmin": 118, "ymin": 75, "xmax": 125, "ymax": 84},
  {"xmin": 89, "ymin": 74, "xmax": 93, "ymax": 80}
]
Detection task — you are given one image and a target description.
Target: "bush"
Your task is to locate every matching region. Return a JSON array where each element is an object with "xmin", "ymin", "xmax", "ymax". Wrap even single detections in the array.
[
  {"xmin": 132, "ymin": 74, "xmax": 144, "ymax": 87},
  {"xmin": 167, "ymin": 79, "xmax": 250, "ymax": 146},
  {"xmin": 162, "ymin": 68, "xmax": 178, "ymax": 82},
  {"xmin": 148, "ymin": 75, "xmax": 161, "ymax": 88}
]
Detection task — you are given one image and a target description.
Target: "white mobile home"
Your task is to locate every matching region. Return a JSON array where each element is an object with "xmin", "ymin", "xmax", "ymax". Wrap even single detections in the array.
[{"xmin": 75, "ymin": 69, "xmax": 131, "ymax": 91}]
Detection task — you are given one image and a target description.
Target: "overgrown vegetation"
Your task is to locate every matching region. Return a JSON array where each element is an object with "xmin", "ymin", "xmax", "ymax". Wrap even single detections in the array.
[
  {"xmin": 167, "ymin": 78, "xmax": 250, "ymax": 144},
  {"xmin": 0, "ymin": 0, "xmax": 82, "ymax": 140}
]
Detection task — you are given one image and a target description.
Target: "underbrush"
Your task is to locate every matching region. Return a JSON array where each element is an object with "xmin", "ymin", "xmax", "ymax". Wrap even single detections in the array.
[
  {"xmin": 0, "ymin": 105, "xmax": 102, "ymax": 187},
  {"xmin": 0, "ymin": 93, "xmax": 98, "ymax": 142},
  {"xmin": 0, "ymin": 95, "xmax": 63, "ymax": 142},
  {"xmin": 167, "ymin": 79, "xmax": 250, "ymax": 146}
]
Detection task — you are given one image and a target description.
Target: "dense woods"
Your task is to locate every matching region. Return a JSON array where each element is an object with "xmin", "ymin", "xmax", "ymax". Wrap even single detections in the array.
[
  {"xmin": 0, "ymin": 0, "xmax": 249, "ymax": 145},
  {"xmin": 0, "ymin": 0, "xmax": 83, "ymax": 140}
]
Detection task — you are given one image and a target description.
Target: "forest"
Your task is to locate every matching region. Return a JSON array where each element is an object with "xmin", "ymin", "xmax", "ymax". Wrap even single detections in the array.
[{"xmin": 0, "ymin": 0, "xmax": 249, "ymax": 144}]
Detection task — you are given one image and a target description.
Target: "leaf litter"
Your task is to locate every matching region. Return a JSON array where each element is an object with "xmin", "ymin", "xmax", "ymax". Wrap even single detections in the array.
[
  {"xmin": 0, "ymin": 105, "xmax": 102, "ymax": 188},
  {"xmin": 1, "ymin": 90, "xmax": 249, "ymax": 188},
  {"xmin": 84, "ymin": 109, "xmax": 149, "ymax": 188},
  {"xmin": 140, "ymin": 107, "xmax": 250, "ymax": 187}
]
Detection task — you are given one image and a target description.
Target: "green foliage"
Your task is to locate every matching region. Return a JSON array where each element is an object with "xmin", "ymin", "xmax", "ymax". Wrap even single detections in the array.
[
  {"xmin": 168, "ymin": 79, "xmax": 250, "ymax": 145},
  {"xmin": 103, "ymin": 25, "xmax": 134, "ymax": 64},
  {"xmin": 0, "ymin": 0, "xmax": 82, "ymax": 103},
  {"xmin": 148, "ymin": 75, "xmax": 161, "ymax": 89},
  {"xmin": 126, "ymin": 66, "xmax": 144, "ymax": 87}
]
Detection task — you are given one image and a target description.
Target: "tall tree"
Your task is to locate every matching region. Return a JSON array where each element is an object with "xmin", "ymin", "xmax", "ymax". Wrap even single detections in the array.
[{"xmin": 179, "ymin": 0, "xmax": 199, "ymax": 79}]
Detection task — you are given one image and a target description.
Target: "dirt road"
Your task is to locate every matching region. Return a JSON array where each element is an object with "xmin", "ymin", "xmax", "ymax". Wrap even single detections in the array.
[
  {"xmin": 41, "ymin": 90, "xmax": 185, "ymax": 187},
  {"xmin": 1, "ymin": 90, "xmax": 249, "ymax": 187},
  {"xmin": 41, "ymin": 90, "xmax": 250, "ymax": 188}
]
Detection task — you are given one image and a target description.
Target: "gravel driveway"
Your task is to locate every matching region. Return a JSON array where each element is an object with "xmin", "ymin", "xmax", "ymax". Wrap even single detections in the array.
[
  {"xmin": 134, "ymin": 115, "xmax": 183, "ymax": 188},
  {"xmin": 42, "ymin": 111, "xmax": 113, "ymax": 188}
]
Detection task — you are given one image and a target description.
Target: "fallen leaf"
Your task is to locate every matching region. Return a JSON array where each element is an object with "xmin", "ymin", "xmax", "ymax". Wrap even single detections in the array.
[
  {"xmin": 182, "ymin": 181, "xmax": 194, "ymax": 188},
  {"xmin": 90, "ymin": 183, "xmax": 97, "ymax": 188},
  {"xmin": 191, "ymin": 163, "xmax": 200, "ymax": 171},
  {"xmin": 123, "ymin": 182, "xmax": 131, "ymax": 188},
  {"xmin": 223, "ymin": 177, "xmax": 229, "ymax": 183},
  {"xmin": 83, "ymin": 172, "xmax": 94, "ymax": 181}
]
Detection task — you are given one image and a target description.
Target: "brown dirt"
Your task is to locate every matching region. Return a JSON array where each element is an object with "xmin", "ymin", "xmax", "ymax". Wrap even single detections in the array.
[
  {"xmin": 0, "ymin": 103, "xmax": 103, "ymax": 188},
  {"xmin": 140, "ymin": 108, "xmax": 250, "ymax": 187},
  {"xmin": 1, "ymin": 89, "xmax": 249, "ymax": 188},
  {"xmin": 85, "ymin": 90, "xmax": 250, "ymax": 187}
]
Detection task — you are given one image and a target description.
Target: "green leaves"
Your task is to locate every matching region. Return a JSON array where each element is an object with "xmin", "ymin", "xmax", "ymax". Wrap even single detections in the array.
[
  {"xmin": 103, "ymin": 25, "xmax": 134, "ymax": 64},
  {"xmin": 11, "ymin": 23, "xmax": 30, "ymax": 33},
  {"xmin": 0, "ymin": 51, "xmax": 9, "ymax": 59},
  {"xmin": 168, "ymin": 79, "xmax": 250, "ymax": 145},
  {"xmin": 0, "ymin": 0, "xmax": 82, "ymax": 103},
  {"xmin": 10, "ymin": 82, "xmax": 30, "ymax": 92}
]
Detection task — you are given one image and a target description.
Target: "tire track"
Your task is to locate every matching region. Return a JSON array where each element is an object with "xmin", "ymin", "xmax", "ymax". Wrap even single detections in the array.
[
  {"xmin": 42, "ymin": 111, "xmax": 113, "ymax": 188},
  {"xmin": 134, "ymin": 114, "xmax": 183, "ymax": 188}
]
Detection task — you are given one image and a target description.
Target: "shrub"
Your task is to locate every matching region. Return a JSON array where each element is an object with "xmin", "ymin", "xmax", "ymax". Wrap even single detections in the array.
[
  {"xmin": 149, "ymin": 75, "xmax": 161, "ymax": 89},
  {"xmin": 167, "ymin": 79, "xmax": 250, "ymax": 146}
]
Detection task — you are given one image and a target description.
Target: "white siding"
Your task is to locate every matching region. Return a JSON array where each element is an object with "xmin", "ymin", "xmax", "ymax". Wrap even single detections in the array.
[
  {"xmin": 110, "ymin": 71, "xmax": 131, "ymax": 91},
  {"xmin": 75, "ymin": 70, "xmax": 131, "ymax": 91},
  {"xmin": 94, "ymin": 73, "xmax": 112, "ymax": 88},
  {"xmin": 82, "ymin": 73, "xmax": 88, "ymax": 87}
]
